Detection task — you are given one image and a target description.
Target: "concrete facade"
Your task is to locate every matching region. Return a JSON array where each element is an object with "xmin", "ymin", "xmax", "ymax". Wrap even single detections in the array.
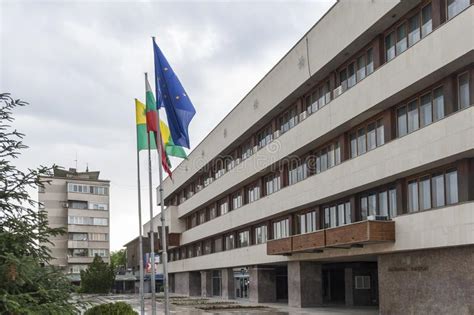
[
  {"xmin": 131, "ymin": 1, "xmax": 474, "ymax": 313},
  {"xmin": 40, "ymin": 167, "xmax": 110, "ymax": 278}
]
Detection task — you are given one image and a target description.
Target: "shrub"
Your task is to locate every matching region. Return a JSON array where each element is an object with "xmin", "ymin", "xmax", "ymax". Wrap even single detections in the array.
[{"xmin": 84, "ymin": 302, "xmax": 137, "ymax": 315}]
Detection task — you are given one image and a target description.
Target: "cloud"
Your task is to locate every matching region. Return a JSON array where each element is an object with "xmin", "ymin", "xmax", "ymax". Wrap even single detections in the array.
[{"xmin": 1, "ymin": 0, "xmax": 335, "ymax": 250}]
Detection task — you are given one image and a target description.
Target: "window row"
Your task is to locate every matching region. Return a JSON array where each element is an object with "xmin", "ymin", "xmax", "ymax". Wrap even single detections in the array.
[
  {"xmin": 67, "ymin": 248, "xmax": 108, "ymax": 258},
  {"xmin": 67, "ymin": 183, "xmax": 109, "ymax": 195},
  {"xmin": 68, "ymin": 216, "xmax": 108, "ymax": 226},
  {"xmin": 68, "ymin": 233, "xmax": 108, "ymax": 241},
  {"xmin": 169, "ymin": 1, "xmax": 470, "ymax": 207}
]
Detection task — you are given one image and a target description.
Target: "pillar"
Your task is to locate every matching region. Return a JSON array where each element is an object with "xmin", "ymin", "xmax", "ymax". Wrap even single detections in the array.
[
  {"xmin": 345, "ymin": 267, "xmax": 354, "ymax": 306},
  {"xmin": 288, "ymin": 261, "xmax": 323, "ymax": 307},
  {"xmin": 249, "ymin": 266, "xmax": 276, "ymax": 303},
  {"xmin": 221, "ymin": 268, "xmax": 235, "ymax": 299},
  {"xmin": 201, "ymin": 271, "xmax": 212, "ymax": 297}
]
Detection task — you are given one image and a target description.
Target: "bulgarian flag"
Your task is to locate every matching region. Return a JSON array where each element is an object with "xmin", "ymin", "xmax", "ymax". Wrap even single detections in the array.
[{"xmin": 145, "ymin": 76, "xmax": 174, "ymax": 179}]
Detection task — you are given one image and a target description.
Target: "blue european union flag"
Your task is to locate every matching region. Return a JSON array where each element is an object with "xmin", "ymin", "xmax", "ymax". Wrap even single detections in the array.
[{"xmin": 153, "ymin": 38, "xmax": 196, "ymax": 149}]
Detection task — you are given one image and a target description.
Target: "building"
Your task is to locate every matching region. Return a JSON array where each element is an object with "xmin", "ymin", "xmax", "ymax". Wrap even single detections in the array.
[
  {"xmin": 39, "ymin": 167, "xmax": 110, "ymax": 280},
  {"xmin": 149, "ymin": 1, "xmax": 473, "ymax": 313}
]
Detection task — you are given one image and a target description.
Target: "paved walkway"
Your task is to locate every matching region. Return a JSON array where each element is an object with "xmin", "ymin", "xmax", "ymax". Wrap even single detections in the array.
[{"xmin": 80, "ymin": 294, "xmax": 378, "ymax": 315}]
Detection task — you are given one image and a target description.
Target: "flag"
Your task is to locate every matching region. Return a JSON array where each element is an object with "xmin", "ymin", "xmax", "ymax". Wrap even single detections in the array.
[
  {"xmin": 153, "ymin": 37, "xmax": 196, "ymax": 149},
  {"xmin": 147, "ymin": 77, "xmax": 187, "ymax": 159},
  {"xmin": 135, "ymin": 99, "xmax": 157, "ymax": 152},
  {"xmin": 145, "ymin": 76, "xmax": 173, "ymax": 179},
  {"xmin": 160, "ymin": 120, "xmax": 187, "ymax": 159}
]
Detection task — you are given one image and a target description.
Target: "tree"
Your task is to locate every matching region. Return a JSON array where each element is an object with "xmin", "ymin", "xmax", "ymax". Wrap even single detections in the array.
[
  {"xmin": 80, "ymin": 256, "xmax": 115, "ymax": 293},
  {"xmin": 0, "ymin": 93, "xmax": 79, "ymax": 314},
  {"xmin": 110, "ymin": 249, "xmax": 126, "ymax": 271}
]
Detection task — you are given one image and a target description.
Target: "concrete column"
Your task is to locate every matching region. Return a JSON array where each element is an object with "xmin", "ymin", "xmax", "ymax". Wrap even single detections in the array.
[
  {"xmin": 288, "ymin": 261, "xmax": 323, "ymax": 307},
  {"xmin": 201, "ymin": 271, "xmax": 212, "ymax": 297},
  {"xmin": 249, "ymin": 266, "xmax": 276, "ymax": 303},
  {"xmin": 344, "ymin": 267, "xmax": 354, "ymax": 306},
  {"xmin": 221, "ymin": 268, "xmax": 235, "ymax": 299},
  {"xmin": 174, "ymin": 271, "xmax": 201, "ymax": 296}
]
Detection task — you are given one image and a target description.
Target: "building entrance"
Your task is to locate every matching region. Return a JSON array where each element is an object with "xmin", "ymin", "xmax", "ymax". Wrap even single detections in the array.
[
  {"xmin": 233, "ymin": 267, "xmax": 249, "ymax": 299},
  {"xmin": 275, "ymin": 266, "xmax": 288, "ymax": 301}
]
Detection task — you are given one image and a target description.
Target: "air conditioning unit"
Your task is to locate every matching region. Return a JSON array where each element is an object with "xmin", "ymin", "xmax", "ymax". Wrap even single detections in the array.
[
  {"xmin": 62, "ymin": 202, "xmax": 69, "ymax": 208},
  {"xmin": 273, "ymin": 130, "xmax": 280, "ymax": 139},
  {"xmin": 333, "ymin": 86, "xmax": 343, "ymax": 98}
]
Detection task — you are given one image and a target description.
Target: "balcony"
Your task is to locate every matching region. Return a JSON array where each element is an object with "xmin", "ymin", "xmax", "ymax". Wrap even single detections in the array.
[
  {"xmin": 267, "ymin": 220, "xmax": 395, "ymax": 255},
  {"xmin": 292, "ymin": 230, "xmax": 325, "ymax": 253},
  {"xmin": 325, "ymin": 220, "xmax": 395, "ymax": 247},
  {"xmin": 267, "ymin": 237, "xmax": 292, "ymax": 255}
]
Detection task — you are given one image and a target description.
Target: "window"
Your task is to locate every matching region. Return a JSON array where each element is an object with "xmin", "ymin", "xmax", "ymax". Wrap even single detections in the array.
[
  {"xmin": 408, "ymin": 180, "xmax": 419, "ymax": 212},
  {"xmin": 241, "ymin": 141, "xmax": 252, "ymax": 160},
  {"xmin": 445, "ymin": 170, "xmax": 458, "ymax": 205},
  {"xmin": 247, "ymin": 183, "xmax": 260, "ymax": 203},
  {"xmin": 209, "ymin": 205, "xmax": 217, "ymax": 220},
  {"xmin": 357, "ymin": 55, "xmax": 366, "ymax": 82},
  {"xmin": 366, "ymin": 48, "xmax": 374, "ymax": 75},
  {"xmin": 265, "ymin": 173, "xmax": 281, "ymax": 195},
  {"xmin": 419, "ymin": 176, "xmax": 431, "ymax": 210},
  {"xmin": 421, "ymin": 4, "xmax": 432, "ymax": 37},
  {"xmin": 93, "ymin": 218, "xmax": 108, "ymax": 226},
  {"xmin": 195, "ymin": 243, "xmax": 202, "ymax": 256},
  {"xmin": 433, "ymin": 87, "xmax": 445, "ymax": 121},
  {"xmin": 219, "ymin": 198, "xmax": 228, "ymax": 216},
  {"xmin": 68, "ymin": 249, "xmax": 88, "ymax": 257},
  {"xmin": 280, "ymin": 107, "xmax": 298, "ymax": 133},
  {"xmin": 204, "ymin": 240, "xmax": 212, "ymax": 255},
  {"xmin": 238, "ymin": 231, "xmax": 250, "ymax": 247},
  {"xmin": 187, "ymin": 246, "xmax": 194, "ymax": 258},
  {"xmin": 447, "ymin": 0, "xmax": 470, "ymax": 19},
  {"xmin": 407, "ymin": 99, "xmax": 419, "ymax": 133},
  {"xmin": 212, "ymin": 270, "xmax": 222, "ymax": 296},
  {"xmin": 90, "ymin": 233, "xmax": 108, "ymax": 241},
  {"xmin": 397, "ymin": 106, "xmax": 408, "ymax": 137},
  {"xmin": 420, "ymin": 93, "xmax": 432, "ymax": 127},
  {"xmin": 70, "ymin": 265, "xmax": 88, "ymax": 274},
  {"xmin": 361, "ymin": 188, "xmax": 397, "ymax": 219},
  {"xmin": 408, "ymin": 13, "xmax": 421, "ymax": 47},
  {"xmin": 225, "ymin": 234, "xmax": 235, "ymax": 250},
  {"xmin": 351, "ymin": 119, "xmax": 384, "ymax": 158},
  {"xmin": 69, "ymin": 233, "xmax": 88, "ymax": 241},
  {"xmin": 257, "ymin": 125, "xmax": 273, "ymax": 148},
  {"xmin": 367, "ymin": 123, "xmax": 376, "ymax": 151},
  {"xmin": 319, "ymin": 81, "xmax": 331, "ymax": 107},
  {"xmin": 339, "ymin": 68, "xmax": 348, "ymax": 91},
  {"xmin": 306, "ymin": 91, "xmax": 319, "ymax": 114},
  {"xmin": 324, "ymin": 202, "xmax": 351, "ymax": 228},
  {"xmin": 347, "ymin": 62, "xmax": 356, "ymax": 88},
  {"xmin": 255, "ymin": 225, "xmax": 268, "ymax": 244},
  {"xmin": 407, "ymin": 169, "xmax": 458, "ymax": 212},
  {"xmin": 385, "ymin": 32, "xmax": 396, "ymax": 61},
  {"xmin": 315, "ymin": 141, "xmax": 341, "ymax": 173},
  {"xmin": 89, "ymin": 202, "xmax": 108, "ymax": 210},
  {"xmin": 273, "ymin": 219, "xmax": 289, "ymax": 239},
  {"xmin": 431, "ymin": 174, "xmax": 445, "ymax": 207},
  {"xmin": 199, "ymin": 210, "xmax": 206, "ymax": 224},
  {"xmin": 90, "ymin": 249, "xmax": 108, "ymax": 257},
  {"xmin": 214, "ymin": 238, "xmax": 223, "ymax": 253},
  {"xmin": 232, "ymin": 192, "xmax": 242, "ymax": 210},
  {"xmin": 458, "ymin": 72, "xmax": 470, "ymax": 109},
  {"xmin": 298, "ymin": 210, "xmax": 317, "ymax": 234},
  {"xmin": 90, "ymin": 186, "xmax": 108, "ymax": 195},
  {"xmin": 396, "ymin": 23, "xmax": 407, "ymax": 54},
  {"xmin": 355, "ymin": 276, "xmax": 371, "ymax": 290},
  {"xmin": 288, "ymin": 161, "xmax": 308, "ymax": 185}
]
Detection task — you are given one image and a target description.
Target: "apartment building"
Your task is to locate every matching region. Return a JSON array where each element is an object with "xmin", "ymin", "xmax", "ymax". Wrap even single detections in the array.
[
  {"xmin": 148, "ymin": 1, "xmax": 473, "ymax": 313},
  {"xmin": 39, "ymin": 167, "xmax": 110, "ymax": 280}
]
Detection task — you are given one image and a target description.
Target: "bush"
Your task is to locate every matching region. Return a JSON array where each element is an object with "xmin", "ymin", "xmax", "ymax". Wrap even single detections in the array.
[{"xmin": 84, "ymin": 302, "xmax": 137, "ymax": 315}]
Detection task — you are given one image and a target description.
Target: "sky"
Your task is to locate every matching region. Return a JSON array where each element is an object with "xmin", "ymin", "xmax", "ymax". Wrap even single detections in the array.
[{"xmin": 0, "ymin": 0, "xmax": 335, "ymax": 251}]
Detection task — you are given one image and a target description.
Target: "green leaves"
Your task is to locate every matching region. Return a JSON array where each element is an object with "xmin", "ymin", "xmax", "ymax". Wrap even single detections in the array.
[
  {"xmin": 0, "ymin": 93, "xmax": 79, "ymax": 314},
  {"xmin": 80, "ymin": 256, "xmax": 115, "ymax": 294}
]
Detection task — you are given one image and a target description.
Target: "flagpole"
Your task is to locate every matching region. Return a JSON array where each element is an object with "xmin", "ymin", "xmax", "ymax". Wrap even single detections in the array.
[
  {"xmin": 135, "ymin": 148, "xmax": 145, "ymax": 315},
  {"xmin": 146, "ymin": 70, "xmax": 171, "ymax": 315},
  {"xmin": 146, "ymin": 93, "xmax": 157, "ymax": 315}
]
